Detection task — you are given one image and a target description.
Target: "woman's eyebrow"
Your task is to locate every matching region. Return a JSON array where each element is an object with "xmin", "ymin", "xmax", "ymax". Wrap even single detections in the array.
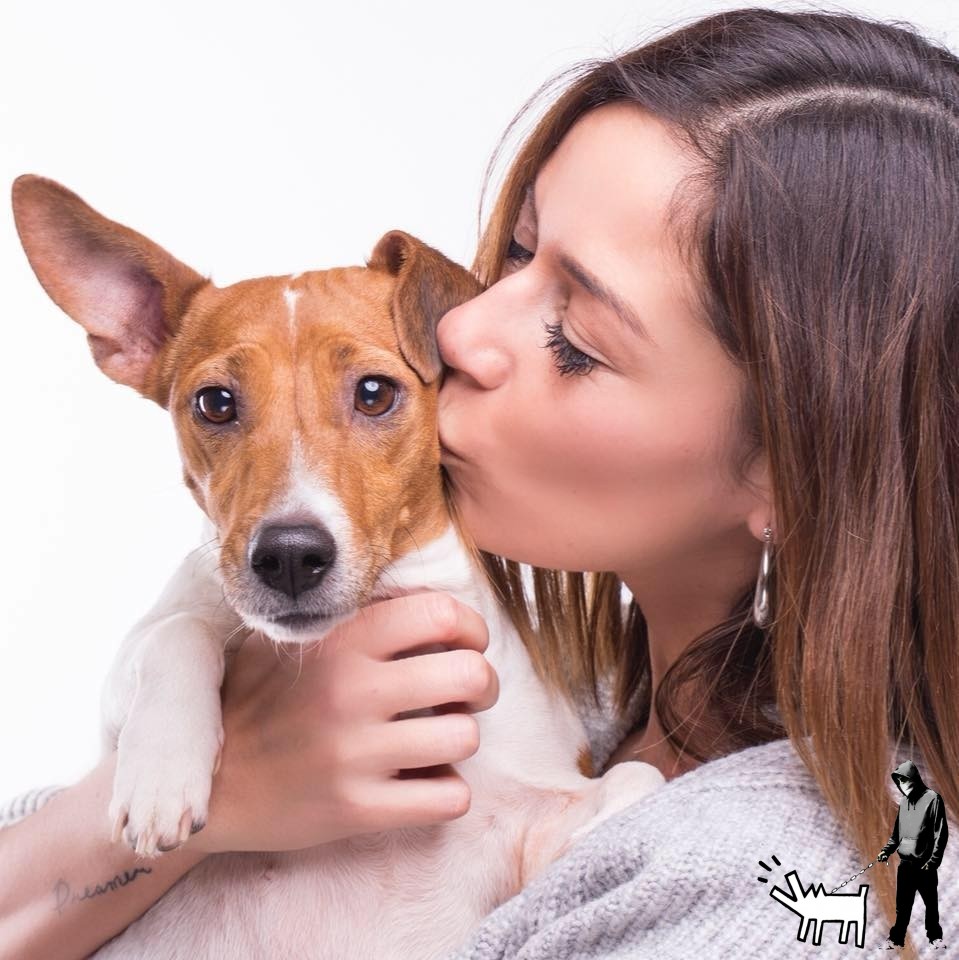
[
  {"xmin": 526, "ymin": 183, "xmax": 656, "ymax": 348},
  {"xmin": 556, "ymin": 251, "xmax": 656, "ymax": 348}
]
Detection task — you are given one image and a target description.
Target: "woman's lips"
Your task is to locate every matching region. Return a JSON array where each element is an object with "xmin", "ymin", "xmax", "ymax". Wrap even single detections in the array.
[
  {"xmin": 438, "ymin": 379, "xmax": 468, "ymax": 463},
  {"xmin": 438, "ymin": 429, "xmax": 468, "ymax": 463},
  {"xmin": 439, "ymin": 441, "xmax": 464, "ymax": 463}
]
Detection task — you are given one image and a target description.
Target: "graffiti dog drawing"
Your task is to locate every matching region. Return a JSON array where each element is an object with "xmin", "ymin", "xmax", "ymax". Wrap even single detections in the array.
[{"xmin": 769, "ymin": 869, "xmax": 868, "ymax": 947}]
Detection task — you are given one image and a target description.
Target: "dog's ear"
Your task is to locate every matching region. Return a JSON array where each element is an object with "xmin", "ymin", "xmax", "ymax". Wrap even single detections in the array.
[
  {"xmin": 11, "ymin": 175, "xmax": 208, "ymax": 403},
  {"xmin": 368, "ymin": 230, "xmax": 483, "ymax": 384}
]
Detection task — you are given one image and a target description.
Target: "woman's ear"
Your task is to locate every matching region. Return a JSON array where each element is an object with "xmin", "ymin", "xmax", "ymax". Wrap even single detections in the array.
[{"xmin": 743, "ymin": 454, "xmax": 777, "ymax": 541}]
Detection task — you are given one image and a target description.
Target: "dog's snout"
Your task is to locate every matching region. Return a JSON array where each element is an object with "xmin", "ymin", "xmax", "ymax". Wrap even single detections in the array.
[{"xmin": 250, "ymin": 524, "xmax": 336, "ymax": 598}]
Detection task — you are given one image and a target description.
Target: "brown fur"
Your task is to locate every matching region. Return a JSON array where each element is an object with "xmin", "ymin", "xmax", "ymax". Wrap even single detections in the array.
[
  {"xmin": 11, "ymin": 175, "xmax": 482, "ymax": 624},
  {"xmin": 156, "ymin": 268, "xmax": 453, "ymax": 595}
]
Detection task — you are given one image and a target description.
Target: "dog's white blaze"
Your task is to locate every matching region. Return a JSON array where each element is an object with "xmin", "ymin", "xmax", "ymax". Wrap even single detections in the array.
[
  {"xmin": 268, "ymin": 433, "xmax": 358, "ymax": 565},
  {"xmin": 284, "ymin": 285, "xmax": 301, "ymax": 335}
]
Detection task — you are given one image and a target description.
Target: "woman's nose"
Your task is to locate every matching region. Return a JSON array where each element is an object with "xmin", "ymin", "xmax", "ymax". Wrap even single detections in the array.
[{"xmin": 436, "ymin": 292, "xmax": 511, "ymax": 390}]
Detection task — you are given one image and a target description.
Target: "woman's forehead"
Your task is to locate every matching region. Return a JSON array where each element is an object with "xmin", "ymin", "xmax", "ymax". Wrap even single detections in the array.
[
  {"xmin": 526, "ymin": 104, "xmax": 704, "ymax": 299},
  {"xmin": 531, "ymin": 103, "xmax": 697, "ymax": 229}
]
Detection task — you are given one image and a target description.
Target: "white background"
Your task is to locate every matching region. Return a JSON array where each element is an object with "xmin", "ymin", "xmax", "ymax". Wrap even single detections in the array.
[{"xmin": 1, "ymin": 0, "xmax": 957, "ymax": 802}]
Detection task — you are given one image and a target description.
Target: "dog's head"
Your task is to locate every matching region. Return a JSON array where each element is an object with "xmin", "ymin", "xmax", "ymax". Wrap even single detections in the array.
[{"xmin": 11, "ymin": 175, "xmax": 482, "ymax": 640}]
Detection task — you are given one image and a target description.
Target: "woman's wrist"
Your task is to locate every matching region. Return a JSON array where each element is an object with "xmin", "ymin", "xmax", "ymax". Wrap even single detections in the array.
[{"xmin": 0, "ymin": 752, "xmax": 207, "ymax": 960}]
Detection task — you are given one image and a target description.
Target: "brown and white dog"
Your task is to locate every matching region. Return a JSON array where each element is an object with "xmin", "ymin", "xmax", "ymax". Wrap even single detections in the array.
[{"xmin": 11, "ymin": 175, "xmax": 664, "ymax": 959}]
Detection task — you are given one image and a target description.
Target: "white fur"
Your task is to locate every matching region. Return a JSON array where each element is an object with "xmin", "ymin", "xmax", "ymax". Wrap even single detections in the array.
[
  {"xmin": 275, "ymin": 435, "xmax": 358, "ymax": 564},
  {"xmin": 104, "ymin": 436, "xmax": 369, "ymax": 849},
  {"xmin": 102, "ymin": 541, "xmax": 243, "ymax": 854},
  {"xmin": 97, "ymin": 518, "xmax": 665, "ymax": 958}
]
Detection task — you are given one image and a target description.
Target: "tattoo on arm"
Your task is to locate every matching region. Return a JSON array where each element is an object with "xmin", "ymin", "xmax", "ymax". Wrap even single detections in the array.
[{"xmin": 53, "ymin": 866, "xmax": 154, "ymax": 915}]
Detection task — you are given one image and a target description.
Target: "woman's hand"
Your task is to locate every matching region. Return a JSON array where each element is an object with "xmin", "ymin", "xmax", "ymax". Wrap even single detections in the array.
[{"xmin": 193, "ymin": 591, "xmax": 499, "ymax": 855}]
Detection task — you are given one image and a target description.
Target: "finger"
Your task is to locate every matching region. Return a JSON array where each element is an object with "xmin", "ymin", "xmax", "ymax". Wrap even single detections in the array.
[
  {"xmin": 360, "ymin": 770, "xmax": 472, "ymax": 830},
  {"xmin": 363, "ymin": 713, "xmax": 481, "ymax": 772},
  {"xmin": 377, "ymin": 648, "xmax": 498, "ymax": 718},
  {"xmin": 339, "ymin": 592, "xmax": 489, "ymax": 661}
]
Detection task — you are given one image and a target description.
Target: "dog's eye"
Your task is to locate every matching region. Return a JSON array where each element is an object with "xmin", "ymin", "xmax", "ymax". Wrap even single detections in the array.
[
  {"xmin": 195, "ymin": 386, "xmax": 237, "ymax": 424},
  {"xmin": 355, "ymin": 377, "xmax": 396, "ymax": 417}
]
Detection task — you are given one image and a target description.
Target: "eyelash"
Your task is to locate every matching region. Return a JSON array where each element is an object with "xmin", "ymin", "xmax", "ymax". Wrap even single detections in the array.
[
  {"xmin": 542, "ymin": 320, "xmax": 597, "ymax": 377},
  {"xmin": 505, "ymin": 237, "xmax": 534, "ymax": 266}
]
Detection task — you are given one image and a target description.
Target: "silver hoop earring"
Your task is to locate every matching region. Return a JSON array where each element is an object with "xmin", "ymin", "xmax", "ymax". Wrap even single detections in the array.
[{"xmin": 752, "ymin": 525, "xmax": 774, "ymax": 627}]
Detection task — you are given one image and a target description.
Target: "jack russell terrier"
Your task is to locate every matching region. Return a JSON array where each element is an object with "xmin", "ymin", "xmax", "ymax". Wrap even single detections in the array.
[{"xmin": 11, "ymin": 174, "xmax": 664, "ymax": 959}]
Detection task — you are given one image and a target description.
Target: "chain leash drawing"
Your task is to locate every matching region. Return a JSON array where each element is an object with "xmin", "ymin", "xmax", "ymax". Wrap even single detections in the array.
[{"xmin": 830, "ymin": 860, "xmax": 877, "ymax": 894}]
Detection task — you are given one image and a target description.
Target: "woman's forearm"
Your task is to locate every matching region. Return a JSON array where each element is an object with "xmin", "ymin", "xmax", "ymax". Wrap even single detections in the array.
[{"xmin": 0, "ymin": 751, "xmax": 206, "ymax": 960}]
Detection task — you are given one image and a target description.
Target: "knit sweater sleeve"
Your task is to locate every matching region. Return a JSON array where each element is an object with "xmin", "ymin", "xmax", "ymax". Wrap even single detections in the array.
[
  {"xmin": 0, "ymin": 784, "xmax": 65, "ymax": 829},
  {"xmin": 445, "ymin": 738, "xmax": 959, "ymax": 960}
]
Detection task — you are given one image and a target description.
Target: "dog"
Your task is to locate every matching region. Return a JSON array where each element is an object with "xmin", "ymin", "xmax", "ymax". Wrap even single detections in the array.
[{"xmin": 11, "ymin": 174, "xmax": 665, "ymax": 959}]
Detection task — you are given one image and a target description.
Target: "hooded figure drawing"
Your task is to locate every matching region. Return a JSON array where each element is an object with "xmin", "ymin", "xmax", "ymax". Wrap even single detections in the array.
[{"xmin": 877, "ymin": 760, "xmax": 949, "ymax": 948}]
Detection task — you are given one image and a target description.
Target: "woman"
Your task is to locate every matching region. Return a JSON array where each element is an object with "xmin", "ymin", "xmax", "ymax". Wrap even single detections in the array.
[{"xmin": 2, "ymin": 6, "xmax": 957, "ymax": 958}]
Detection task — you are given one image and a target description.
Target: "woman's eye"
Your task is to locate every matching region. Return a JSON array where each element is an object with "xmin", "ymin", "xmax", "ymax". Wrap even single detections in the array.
[
  {"xmin": 505, "ymin": 237, "xmax": 534, "ymax": 265},
  {"xmin": 355, "ymin": 376, "xmax": 397, "ymax": 416},
  {"xmin": 541, "ymin": 319, "xmax": 598, "ymax": 377},
  {"xmin": 195, "ymin": 386, "xmax": 237, "ymax": 424}
]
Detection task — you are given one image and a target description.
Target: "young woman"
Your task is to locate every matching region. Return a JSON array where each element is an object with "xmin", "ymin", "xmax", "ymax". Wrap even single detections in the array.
[{"xmin": 2, "ymin": 7, "xmax": 957, "ymax": 958}]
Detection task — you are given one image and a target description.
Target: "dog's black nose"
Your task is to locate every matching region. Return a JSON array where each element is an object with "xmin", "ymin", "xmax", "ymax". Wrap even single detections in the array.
[{"xmin": 250, "ymin": 524, "xmax": 336, "ymax": 598}]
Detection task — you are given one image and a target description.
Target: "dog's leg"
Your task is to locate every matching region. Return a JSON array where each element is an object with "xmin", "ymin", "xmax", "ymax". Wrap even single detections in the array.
[
  {"xmin": 519, "ymin": 761, "xmax": 666, "ymax": 886},
  {"xmin": 564, "ymin": 760, "xmax": 666, "ymax": 846},
  {"xmin": 101, "ymin": 537, "xmax": 245, "ymax": 857}
]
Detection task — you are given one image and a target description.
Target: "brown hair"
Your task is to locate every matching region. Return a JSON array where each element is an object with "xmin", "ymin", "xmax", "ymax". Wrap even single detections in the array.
[{"xmin": 449, "ymin": 7, "xmax": 959, "ymax": 946}]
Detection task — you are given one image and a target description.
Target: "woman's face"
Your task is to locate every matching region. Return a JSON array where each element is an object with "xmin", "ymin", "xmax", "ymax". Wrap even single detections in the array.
[{"xmin": 437, "ymin": 103, "xmax": 769, "ymax": 582}]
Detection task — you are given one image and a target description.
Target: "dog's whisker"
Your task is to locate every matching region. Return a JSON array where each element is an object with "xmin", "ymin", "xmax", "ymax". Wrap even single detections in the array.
[
  {"xmin": 193, "ymin": 540, "xmax": 219, "ymax": 555},
  {"xmin": 401, "ymin": 524, "xmax": 423, "ymax": 559},
  {"xmin": 221, "ymin": 622, "xmax": 253, "ymax": 652},
  {"xmin": 189, "ymin": 536, "xmax": 220, "ymax": 561},
  {"xmin": 375, "ymin": 571, "xmax": 402, "ymax": 594}
]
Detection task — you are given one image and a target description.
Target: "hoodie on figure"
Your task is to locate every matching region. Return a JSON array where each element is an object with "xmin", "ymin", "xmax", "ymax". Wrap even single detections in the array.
[{"xmin": 880, "ymin": 760, "xmax": 949, "ymax": 868}]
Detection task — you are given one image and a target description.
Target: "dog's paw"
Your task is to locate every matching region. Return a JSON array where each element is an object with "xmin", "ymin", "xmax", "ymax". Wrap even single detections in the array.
[
  {"xmin": 108, "ymin": 709, "xmax": 224, "ymax": 858},
  {"xmin": 567, "ymin": 760, "xmax": 665, "ymax": 848}
]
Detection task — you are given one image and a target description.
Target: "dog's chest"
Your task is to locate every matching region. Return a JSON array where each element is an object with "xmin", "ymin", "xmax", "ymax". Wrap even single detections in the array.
[
  {"xmin": 92, "ymin": 530, "xmax": 595, "ymax": 959},
  {"xmin": 92, "ymin": 747, "xmax": 584, "ymax": 960},
  {"xmin": 188, "ymin": 813, "xmax": 523, "ymax": 957}
]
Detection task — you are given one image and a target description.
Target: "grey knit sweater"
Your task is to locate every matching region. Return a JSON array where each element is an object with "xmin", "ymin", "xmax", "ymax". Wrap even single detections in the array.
[
  {"xmin": 446, "ymin": 735, "xmax": 957, "ymax": 958},
  {"xmin": 3, "ymin": 736, "xmax": 954, "ymax": 957}
]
